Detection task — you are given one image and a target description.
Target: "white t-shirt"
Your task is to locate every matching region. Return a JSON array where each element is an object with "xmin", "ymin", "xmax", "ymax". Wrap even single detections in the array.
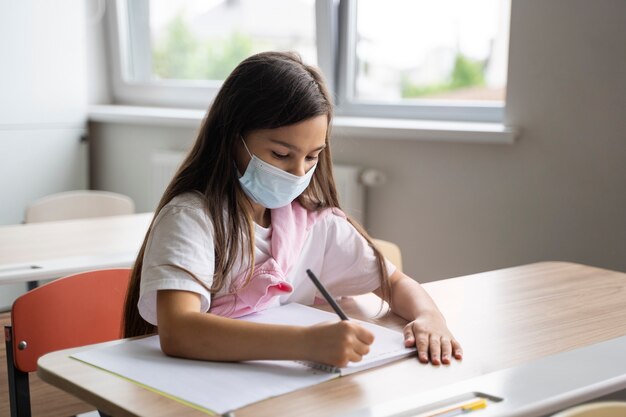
[{"xmin": 139, "ymin": 193, "xmax": 395, "ymax": 326}]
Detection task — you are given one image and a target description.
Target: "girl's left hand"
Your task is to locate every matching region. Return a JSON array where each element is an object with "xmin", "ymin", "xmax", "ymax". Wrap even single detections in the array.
[{"xmin": 402, "ymin": 311, "xmax": 463, "ymax": 365}]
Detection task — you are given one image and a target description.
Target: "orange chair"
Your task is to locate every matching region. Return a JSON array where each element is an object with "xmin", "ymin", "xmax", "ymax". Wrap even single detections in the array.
[{"xmin": 4, "ymin": 268, "xmax": 131, "ymax": 417}]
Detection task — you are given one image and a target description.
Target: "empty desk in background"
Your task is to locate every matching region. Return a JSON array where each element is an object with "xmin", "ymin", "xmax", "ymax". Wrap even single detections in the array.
[
  {"xmin": 0, "ymin": 212, "xmax": 152, "ymax": 285},
  {"xmin": 37, "ymin": 262, "xmax": 626, "ymax": 417},
  {"xmin": 0, "ymin": 213, "xmax": 152, "ymax": 416}
]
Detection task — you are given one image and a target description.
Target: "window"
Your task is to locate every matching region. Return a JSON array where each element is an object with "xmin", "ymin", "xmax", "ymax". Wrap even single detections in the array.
[
  {"xmin": 123, "ymin": 0, "xmax": 317, "ymax": 83},
  {"xmin": 109, "ymin": 0, "xmax": 510, "ymax": 122}
]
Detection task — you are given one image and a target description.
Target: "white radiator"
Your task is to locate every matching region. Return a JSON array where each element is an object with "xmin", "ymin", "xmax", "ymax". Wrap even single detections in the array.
[
  {"xmin": 150, "ymin": 151, "xmax": 186, "ymax": 208},
  {"xmin": 331, "ymin": 164, "xmax": 365, "ymax": 224},
  {"xmin": 151, "ymin": 151, "xmax": 381, "ymax": 225}
]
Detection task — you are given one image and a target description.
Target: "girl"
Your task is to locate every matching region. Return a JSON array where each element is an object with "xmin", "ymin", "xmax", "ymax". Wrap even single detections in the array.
[{"xmin": 123, "ymin": 51, "xmax": 462, "ymax": 367}]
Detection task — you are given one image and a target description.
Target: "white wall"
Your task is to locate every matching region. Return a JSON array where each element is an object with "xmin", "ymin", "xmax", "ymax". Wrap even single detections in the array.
[
  {"xmin": 90, "ymin": 0, "xmax": 626, "ymax": 281},
  {"xmin": 0, "ymin": 0, "xmax": 89, "ymax": 226},
  {"xmin": 0, "ymin": 0, "xmax": 89, "ymax": 308}
]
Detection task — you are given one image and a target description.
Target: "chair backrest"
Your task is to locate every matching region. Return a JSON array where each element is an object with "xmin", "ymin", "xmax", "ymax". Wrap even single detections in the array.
[
  {"xmin": 551, "ymin": 402, "xmax": 626, "ymax": 417},
  {"xmin": 372, "ymin": 238, "xmax": 403, "ymax": 272},
  {"xmin": 9, "ymin": 268, "xmax": 131, "ymax": 373},
  {"xmin": 25, "ymin": 190, "xmax": 135, "ymax": 223}
]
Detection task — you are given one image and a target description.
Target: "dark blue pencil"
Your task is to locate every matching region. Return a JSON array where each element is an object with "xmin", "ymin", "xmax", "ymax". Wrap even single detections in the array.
[{"xmin": 306, "ymin": 269, "xmax": 349, "ymax": 321}]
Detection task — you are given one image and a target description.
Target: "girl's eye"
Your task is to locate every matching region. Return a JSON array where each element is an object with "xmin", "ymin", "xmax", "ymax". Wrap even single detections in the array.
[
  {"xmin": 305, "ymin": 155, "xmax": 319, "ymax": 162},
  {"xmin": 272, "ymin": 151, "xmax": 288, "ymax": 159}
]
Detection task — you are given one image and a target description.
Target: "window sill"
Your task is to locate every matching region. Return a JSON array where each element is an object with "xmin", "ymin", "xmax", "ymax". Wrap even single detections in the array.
[{"xmin": 88, "ymin": 105, "xmax": 517, "ymax": 145}]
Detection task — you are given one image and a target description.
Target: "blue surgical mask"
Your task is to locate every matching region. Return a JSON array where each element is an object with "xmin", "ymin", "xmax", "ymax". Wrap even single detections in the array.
[{"xmin": 237, "ymin": 137, "xmax": 317, "ymax": 209}]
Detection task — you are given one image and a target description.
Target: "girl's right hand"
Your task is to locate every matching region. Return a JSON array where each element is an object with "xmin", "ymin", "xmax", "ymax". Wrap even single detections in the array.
[{"xmin": 304, "ymin": 321, "xmax": 375, "ymax": 368}]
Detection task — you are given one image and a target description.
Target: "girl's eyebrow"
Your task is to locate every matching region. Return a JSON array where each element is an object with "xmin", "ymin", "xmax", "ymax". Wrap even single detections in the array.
[{"xmin": 269, "ymin": 138, "xmax": 326, "ymax": 152}]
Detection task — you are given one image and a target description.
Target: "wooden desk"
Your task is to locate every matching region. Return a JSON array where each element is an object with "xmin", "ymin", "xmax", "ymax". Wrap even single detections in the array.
[
  {"xmin": 37, "ymin": 262, "xmax": 626, "ymax": 417},
  {"xmin": 0, "ymin": 213, "xmax": 152, "ymax": 284}
]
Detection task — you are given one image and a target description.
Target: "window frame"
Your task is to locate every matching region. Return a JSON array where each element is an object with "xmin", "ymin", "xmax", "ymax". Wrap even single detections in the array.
[
  {"xmin": 335, "ymin": 0, "xmax": 505, "ymax": 123},
  {"xmin": 107, "ymin": 0, "xmax": 221, "ymax": 108},
  {"xmin": 106, "ymin": 0, "xmax": 507, "ymax": 123}
]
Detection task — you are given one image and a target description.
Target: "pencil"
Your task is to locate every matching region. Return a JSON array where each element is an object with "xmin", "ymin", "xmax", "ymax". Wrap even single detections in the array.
[
  {"xmin": 430, "ymin": 398, "xmax": 488, "ymax": 417},
  {"xmin": 305, "ymin": 269, "xmax": 349, "ymax": 320}
]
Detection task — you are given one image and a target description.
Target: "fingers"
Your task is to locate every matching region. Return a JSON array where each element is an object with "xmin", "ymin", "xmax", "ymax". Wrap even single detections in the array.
[
  {"xmin": 416, "ymin": 333, "xmax": 430, "ymax": 363},
  {"xmin": 353, "ymin": 338, "xmax": 371, "ymax": 356},
  {"xmin": 319, "ymin": 320, "xmax": 463, "ymax": 368},
  {"xmin": 348, "ymin": 341, "xmax": 370, "ymax": 363},
  {"xmin": 330, "ymin": 322, "xmax": 373, "ymax": 366},
  {"xmin": 451, "ymin": 338, "xmax": 463, "ymax": 360},
  {"xmin": 429, "ymin": 337, "xmax": 442, "ymax": 365},
  {"xmin": 353, "ymin": 323, "xmax": 375, "ymax": 345},
  {"xmin": 350, "ymin": 323, "xmax": 373, "ymax": 361},
  {"xmin": 441, "ymin": 337, "xmax": 452, "ymax": 364},
  {"xmin": 434, "ymin": 336, "xmax": 463, "ymax": 364},
  {"xmin": 403, "ymin": 326, "xmax": 415, "ymax": 347},
  {"xmin": 409, "ymin": 323, "xmax": 463, "ymax": 365}
]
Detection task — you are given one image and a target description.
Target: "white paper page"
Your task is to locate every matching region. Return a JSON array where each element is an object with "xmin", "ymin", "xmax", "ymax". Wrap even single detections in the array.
[
  {"xmin": 71, "ymin": 303, "xmax": 414, "ymax": 413},
  {"xmin": 341, "ymin": 319, "xmax": 416, "ymax": 375},
  {"xmin": 239, "ymin": 303, "xmax": 416, "ymax": 375},
  {"xmin": 72, "ymin": 335, "xmax": 336, "ymax": 414}
]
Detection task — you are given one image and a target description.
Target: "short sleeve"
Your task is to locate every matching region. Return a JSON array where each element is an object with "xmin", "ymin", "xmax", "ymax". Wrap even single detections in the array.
[
  {"xmin": 318, "ymin": 214, "xmax": 396, "ymax": 297},
  {"xmin": 138, "ymin": 197, "xmax": 215, "ymax": 326}
]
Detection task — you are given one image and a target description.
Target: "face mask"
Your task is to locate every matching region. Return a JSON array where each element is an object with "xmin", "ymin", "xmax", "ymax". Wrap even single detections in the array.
[{"xmin": 237, "ymin": 138, "xmax": 317, "ymax": 209}]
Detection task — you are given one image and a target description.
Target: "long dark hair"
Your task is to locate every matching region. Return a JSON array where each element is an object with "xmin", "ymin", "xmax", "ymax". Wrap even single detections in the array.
[{"xmin": 123, "ymin": 51, "xmax": 391, "ymax": 337}]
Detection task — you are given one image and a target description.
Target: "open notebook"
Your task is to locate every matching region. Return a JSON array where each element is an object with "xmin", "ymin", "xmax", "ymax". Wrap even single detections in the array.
[
  {"xmin": 240, "ymin": 303, "xmax": 416, "ymax": 375},
  {"xmin": 71, "ymin": 303, "xmax": 416, "ymax": 414}
]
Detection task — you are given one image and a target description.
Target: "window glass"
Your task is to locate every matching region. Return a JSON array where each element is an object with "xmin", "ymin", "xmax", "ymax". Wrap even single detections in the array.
[
  {"xmin": 148, "ymin": 0, "xmax": 317, "ymax": 81},
  {"xmin": 354, "ymin": 0, "xmax": 510, "ymax": 103}
]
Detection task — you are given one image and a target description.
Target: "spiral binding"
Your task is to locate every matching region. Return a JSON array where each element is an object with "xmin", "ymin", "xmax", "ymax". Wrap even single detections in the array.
[{"xmin": 296, "ymin": 360, "xmax": 341, "ymax": 373}]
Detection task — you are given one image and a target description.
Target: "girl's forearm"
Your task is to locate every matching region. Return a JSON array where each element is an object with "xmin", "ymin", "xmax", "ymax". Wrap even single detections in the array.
[
  {"xmin": 159, "ymin": 312, "xmax": 310, "ymax": 361},
  {"xmin": 377, "ymin": 271, "xmax": 444, "ymax": 322},
  {"xmin": 156, "ymin": 290, "xmax": 374, "ymax": 365}
]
